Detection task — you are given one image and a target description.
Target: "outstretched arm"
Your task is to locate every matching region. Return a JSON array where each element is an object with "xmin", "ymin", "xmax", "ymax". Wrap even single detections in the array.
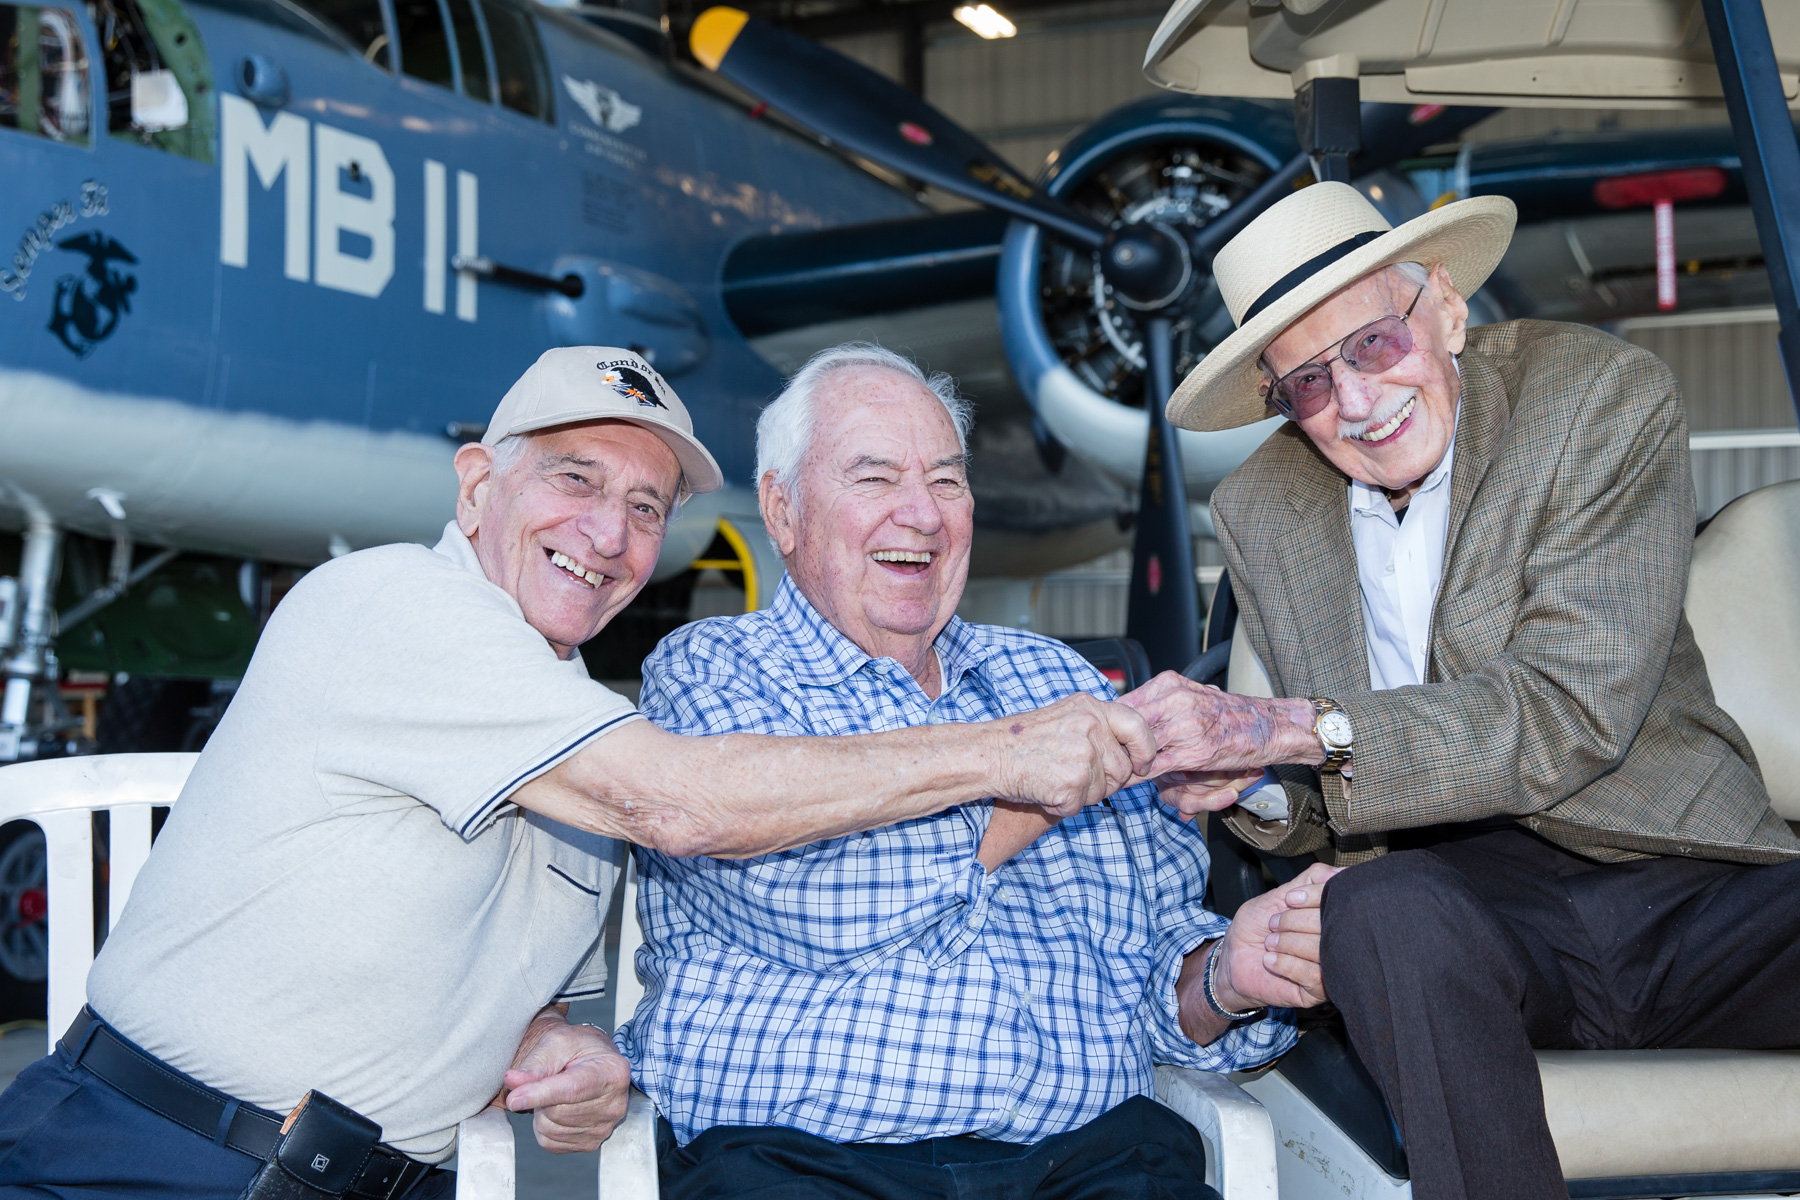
[{"xmin": 511, "ymin": 693, "xmax": 1156, "ymax": 858}]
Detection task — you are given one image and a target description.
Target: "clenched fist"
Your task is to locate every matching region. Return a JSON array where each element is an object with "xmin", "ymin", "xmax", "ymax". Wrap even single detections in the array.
[
  {"xmin": 989, "ymin": 692, "xmax": 1158, "ymax": 816},
  {"xmin": 497, "ymin": 1009, "xmax": 632, "ymax": 1153}
]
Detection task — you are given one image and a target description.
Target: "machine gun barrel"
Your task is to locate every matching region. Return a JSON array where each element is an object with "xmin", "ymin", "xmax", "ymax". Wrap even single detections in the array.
[{"xmin": 451, "ymin": 256, "xmax": 585, "ymax": 299}]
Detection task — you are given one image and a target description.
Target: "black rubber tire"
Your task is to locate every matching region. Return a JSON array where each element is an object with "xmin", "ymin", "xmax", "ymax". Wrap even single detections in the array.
[
  {"xmin": 96, "ymin": 678, "xmax": 214, "ymax": 754},
  {"xmin": 0, "ymin": 821, "xmax": 49, "ymax": 1024}
]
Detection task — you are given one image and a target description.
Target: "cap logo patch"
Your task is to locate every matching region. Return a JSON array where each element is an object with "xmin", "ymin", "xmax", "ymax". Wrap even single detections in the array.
[{"xmin": 596, "ymin": 361, "xmax": 667, "ymax": 410}]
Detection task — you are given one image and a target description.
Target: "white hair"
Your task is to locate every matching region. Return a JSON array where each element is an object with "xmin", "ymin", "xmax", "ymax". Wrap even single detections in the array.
[
  {"xmin": 489, "ymin": 434, "xmax": 530, "ymax": 476},
  {"xmin": 1387, "ymin": 260, "xmax": 1431, "ymax": 289},
  {"xmin": 754, "ymin": 342, "xmax": 972, "ymax": 493}
]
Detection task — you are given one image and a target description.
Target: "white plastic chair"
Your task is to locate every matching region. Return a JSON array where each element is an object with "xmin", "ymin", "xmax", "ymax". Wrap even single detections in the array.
[
  {"xmin": 596, "ymin": 858, "xmax": 659, "ymax": 1199},
  {"xmin": 593, "ymin": 859, "xmax": 1278, "ymax": 1200},
  {"xmin": 0, "ymin": 752, "xmax": 515, "ymax": 1200}
]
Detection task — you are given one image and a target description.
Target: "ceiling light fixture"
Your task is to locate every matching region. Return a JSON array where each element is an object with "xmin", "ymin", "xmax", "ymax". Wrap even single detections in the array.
[{"xmin": 953, "ymin": 4, "xmax": 1016, "ymax": 38}]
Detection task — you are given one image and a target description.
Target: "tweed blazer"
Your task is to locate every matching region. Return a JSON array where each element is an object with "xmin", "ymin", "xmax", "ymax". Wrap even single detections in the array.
[{"xmin": 1211, "ymin": 319, "xmax": 1800, "ymax": 866}]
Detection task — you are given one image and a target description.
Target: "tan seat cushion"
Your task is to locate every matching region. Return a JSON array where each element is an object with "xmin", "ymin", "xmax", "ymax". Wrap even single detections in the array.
[
  {"xmin": 1227, "ymin": 615, "xmax": 1274, "ymax": 698},
  {"xmin": 1687, "ymin": 480, "xmax": 1800, "ymax": 820},
  {"xmin": 1539, "ymin": 1049, "xmax": 1800, "ymax": 1179}
]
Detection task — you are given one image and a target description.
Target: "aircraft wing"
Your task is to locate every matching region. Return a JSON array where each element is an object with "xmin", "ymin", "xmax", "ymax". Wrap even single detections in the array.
[{"xmin": 722, "ymin": 210, "xmax": 1008, "ymax": 338}]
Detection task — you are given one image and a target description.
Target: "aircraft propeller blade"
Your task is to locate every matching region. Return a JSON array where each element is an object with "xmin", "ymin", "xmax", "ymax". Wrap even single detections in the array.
[{"xmin": 689, "ymin": 8, "xmax": 1109, "ymax": 253}]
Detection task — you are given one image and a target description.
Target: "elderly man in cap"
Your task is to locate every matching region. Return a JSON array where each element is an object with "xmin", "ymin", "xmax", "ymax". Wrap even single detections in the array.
[
  {"xmin": 0, "ymin": 348, "xmax": 1154, "ymax": 1200},
  {"xmin": 1123, "ymin": 184, "xmax": 1800, "ymax": 1200},
  {"xmin": 621, "ymin": 343, "xmax": 1336, "ymax": 1200}
]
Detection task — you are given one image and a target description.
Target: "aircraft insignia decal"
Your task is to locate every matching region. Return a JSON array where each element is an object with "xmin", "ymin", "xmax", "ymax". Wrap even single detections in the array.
[
  {"xmin": 2, "ymin": 181, "xmax": 111, "ymax": 302},
  {"xmin": 47, "ymin": 232, "xmax": 138, "ymax": 359},
  {"xmin": 563, "ymin": 76, "xmax": 642, "ymax": 133}
]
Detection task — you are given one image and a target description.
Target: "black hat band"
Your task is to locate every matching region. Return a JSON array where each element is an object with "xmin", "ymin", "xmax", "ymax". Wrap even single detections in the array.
[{"xmin": 1241, "ymin": 229, "xmax": 1384, "ymax": 324}]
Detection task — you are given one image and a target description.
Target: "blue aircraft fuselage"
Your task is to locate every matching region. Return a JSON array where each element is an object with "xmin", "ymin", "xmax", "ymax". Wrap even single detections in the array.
[{"xmin": 1, "ymin": 0, "xmax": 918, "ymax": 565}]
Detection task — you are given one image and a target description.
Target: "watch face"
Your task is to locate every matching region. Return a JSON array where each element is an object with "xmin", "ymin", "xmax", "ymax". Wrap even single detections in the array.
[{"xmin": 1319, "ymin": 711, "xmax": 1353, "ymax": 747}]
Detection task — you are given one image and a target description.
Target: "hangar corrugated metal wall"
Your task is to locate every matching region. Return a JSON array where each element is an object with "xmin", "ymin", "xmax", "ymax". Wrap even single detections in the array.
[
  {"xmin": 824, "ymin": 1, "xmax": 1165, "ymax": 180},
  {"xmin": 823, "ymin": 20, "xmax": 1800, "ymax": 638},
  {"xmin": 1617, "ymin": 308, "xmax": 1800, "ymax": 520}
]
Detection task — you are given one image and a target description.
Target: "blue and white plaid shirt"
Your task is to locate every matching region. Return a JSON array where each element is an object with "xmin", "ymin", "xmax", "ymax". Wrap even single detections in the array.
[{"xmin": 619, "ymin": 576, "xmax": 1296, "ymax": 1147}]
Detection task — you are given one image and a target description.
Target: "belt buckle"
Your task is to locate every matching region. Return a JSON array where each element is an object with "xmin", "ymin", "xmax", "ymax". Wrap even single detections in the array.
[{"xmin": 353, "ymin": 1150, "xmax": 423, "ymax": 1200}]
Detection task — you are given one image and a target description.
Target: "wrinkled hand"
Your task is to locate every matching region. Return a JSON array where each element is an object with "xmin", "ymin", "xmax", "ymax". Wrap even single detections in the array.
[
  {"xmin": 993, "ymin": 693, "xmax": 1157, "ymax": 816},
  {"xmin": 1154, "ymin": 767, "xmax": 1269, "ymax": 819},
  {"xmin": 497, "ymin": 1014, "xmax": 631, "ymax": 1153},
  {"xmin": 1213, "ymin": 862, "xmax": 1341, "ymax": 1011},
  {"xmin": 1121, "ymin": 672, "xmax": 1318, "ymax": 777}
]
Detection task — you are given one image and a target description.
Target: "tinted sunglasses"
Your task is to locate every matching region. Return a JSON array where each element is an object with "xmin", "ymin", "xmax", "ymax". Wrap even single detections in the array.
[{"xmin": 1259, "ymin": 284, "xmax": 1427, "ymax": 420}]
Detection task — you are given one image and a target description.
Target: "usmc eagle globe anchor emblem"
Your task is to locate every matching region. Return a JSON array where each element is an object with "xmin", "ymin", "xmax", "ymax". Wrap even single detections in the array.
[{"xmin": 47, "ymin": 231, "xmax": 138, "ymax": 359}]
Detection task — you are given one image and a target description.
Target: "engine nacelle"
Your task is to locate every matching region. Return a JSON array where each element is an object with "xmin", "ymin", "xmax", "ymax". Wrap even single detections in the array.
[{"xmin": 998, "ymin": 96, "xmax": 1297, "ymax": 497}]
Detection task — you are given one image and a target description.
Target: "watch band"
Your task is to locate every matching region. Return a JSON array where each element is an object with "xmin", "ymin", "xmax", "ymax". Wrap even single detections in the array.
[
  {"xmin": 1310, "ymin": 697, "xmax": 1353, "ymax": 773},
  {"xmin": 1203, "ymin": 940, "xmax": 1266, "ymax": 1022}
]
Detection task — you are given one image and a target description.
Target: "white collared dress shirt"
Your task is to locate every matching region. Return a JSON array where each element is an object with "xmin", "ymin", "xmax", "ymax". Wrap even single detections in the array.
[{"xmin": 1236, "ymin": 403, "xmax": 1461, "ymax": 821}]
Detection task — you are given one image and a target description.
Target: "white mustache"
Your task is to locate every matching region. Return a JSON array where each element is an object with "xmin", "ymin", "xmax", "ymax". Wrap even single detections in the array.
[{"xmin": 1339, "ymin": 389, "xmax": 1419, "ymax": 441}]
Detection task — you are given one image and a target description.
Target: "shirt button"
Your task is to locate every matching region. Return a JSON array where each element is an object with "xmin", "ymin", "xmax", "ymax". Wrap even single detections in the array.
[{"xmin": 1385, "ymin": 564, "xmax": 1395, "ymax": 574}]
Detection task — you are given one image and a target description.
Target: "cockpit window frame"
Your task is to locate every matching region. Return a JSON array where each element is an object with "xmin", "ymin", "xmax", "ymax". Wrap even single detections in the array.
[
  {"xmin": 252, "ymin": 0, "xmax": 395, "ymax": 72},
  {"xmin": 441, "ymin": 0, "xmax": 492, "ymax": 104},
  {"xmin": 0, "ymin": 1, "xmax": 96, "ymax": 147},
  {"xmin": 387, "ymin": 0, "xmax": 459, "ymax": 91},
  {"xmin": 477, "ymin": 0, "xmax": 551, "ymax": 125}
]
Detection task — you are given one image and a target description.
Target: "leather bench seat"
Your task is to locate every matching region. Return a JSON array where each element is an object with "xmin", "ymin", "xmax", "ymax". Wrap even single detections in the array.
[
  {"xmin": 1540, "ymin": 1049, "xmax": 1800, "ymax": 1179},
  {"xmin": 1686, "ymin": 478, "xmax": 1800, "ymax": 828}
]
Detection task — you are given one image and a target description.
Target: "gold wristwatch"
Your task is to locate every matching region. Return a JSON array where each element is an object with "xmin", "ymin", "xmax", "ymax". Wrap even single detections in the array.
[{"xmin": 1310, "ymin": 697, "xmax": 1354, "ymax": 773}]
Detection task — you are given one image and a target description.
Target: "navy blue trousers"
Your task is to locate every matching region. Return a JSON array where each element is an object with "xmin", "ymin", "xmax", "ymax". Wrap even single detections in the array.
[
  {"xmin": 0, "ymin": 1044, "xmax": 455, "ymax": 1200},
  {"xmin": 657, "ymin": 1094, "xmax": 1222, "ymax": 1200}
]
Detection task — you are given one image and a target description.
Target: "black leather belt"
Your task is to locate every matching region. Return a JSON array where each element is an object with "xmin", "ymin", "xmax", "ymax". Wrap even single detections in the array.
[{"xmin": 62, "ymin": 1008, "xmax": 434, "ymax": 1200}]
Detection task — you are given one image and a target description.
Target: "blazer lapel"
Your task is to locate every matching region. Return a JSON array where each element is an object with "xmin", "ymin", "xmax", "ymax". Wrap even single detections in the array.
[
  {"xmin": 1273, "ymin": 450, "xmax": 1368, "ymax": 697},
  {"xmin": 1441, "ymin": 352, "xmax": 1512, "ymax": 572}
]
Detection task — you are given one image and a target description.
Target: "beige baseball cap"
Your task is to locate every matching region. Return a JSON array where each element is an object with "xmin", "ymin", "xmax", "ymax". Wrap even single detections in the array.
[{"xmin": 483, "ymin": 347, "xmax": 724, "ymax": 495}]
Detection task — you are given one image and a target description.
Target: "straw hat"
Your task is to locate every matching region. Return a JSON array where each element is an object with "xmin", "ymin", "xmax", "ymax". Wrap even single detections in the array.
[{"xmin": 1167, "ymin": 183, "xmax": 1517, "ymax": 432}]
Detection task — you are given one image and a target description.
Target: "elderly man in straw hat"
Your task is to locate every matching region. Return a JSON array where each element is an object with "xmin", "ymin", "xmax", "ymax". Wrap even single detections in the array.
[
  {"xmin": 1121, "ymin": 184, "xmax": 1800, "ymax": 1200},
  {"xmin": 0, "ymin": 348, "xmax": 1154, "ymax": 1200}
]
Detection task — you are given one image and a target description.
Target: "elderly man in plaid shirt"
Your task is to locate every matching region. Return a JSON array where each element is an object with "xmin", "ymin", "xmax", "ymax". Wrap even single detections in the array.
[{"xmin": 619, "ymin": 343, "xmax": 1335, "ymax": 1200}]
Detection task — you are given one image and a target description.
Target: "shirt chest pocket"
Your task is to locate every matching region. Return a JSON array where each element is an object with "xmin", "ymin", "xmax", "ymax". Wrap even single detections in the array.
[{"xmin": 522, "ymin": 858, "xmax": 615, "ymax": 1002}]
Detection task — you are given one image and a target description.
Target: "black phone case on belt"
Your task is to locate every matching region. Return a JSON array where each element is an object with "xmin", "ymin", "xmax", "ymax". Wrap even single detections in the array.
[{"xmin": 240, "ymin": 1091, "xmax": 382, "ymax": 1200}]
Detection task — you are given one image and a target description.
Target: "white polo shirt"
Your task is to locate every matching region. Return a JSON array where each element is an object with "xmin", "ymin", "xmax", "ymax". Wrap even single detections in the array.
[{"xmin": 87, "ymin": 523, "xmax": 639, "ymax": 1161}]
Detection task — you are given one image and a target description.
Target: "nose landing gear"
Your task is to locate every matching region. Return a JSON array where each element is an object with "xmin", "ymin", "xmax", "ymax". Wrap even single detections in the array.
[{"xmin": 1, "ymin": 493, "xmax": 86, "ymax": 763}]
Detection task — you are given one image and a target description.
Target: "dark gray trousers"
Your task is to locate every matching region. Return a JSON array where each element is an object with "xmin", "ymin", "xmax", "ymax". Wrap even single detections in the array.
[{"xmin": 1320, "ymin": 826, "xmax": 1800, "ymax": 1200}]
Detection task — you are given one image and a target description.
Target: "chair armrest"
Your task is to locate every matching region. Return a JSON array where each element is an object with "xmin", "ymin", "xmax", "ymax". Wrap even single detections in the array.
[
  {"xmin": 454, "ymin": 1107, "xmax": 515, "ymax": 1200},
  {"xmin": 1153, "ymin": 1065, "xmax": 1278, "ymax": 1200},
  {"xmin": 597, "ymin": 1086, "xmax": 659, "ymax": 1199}
]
